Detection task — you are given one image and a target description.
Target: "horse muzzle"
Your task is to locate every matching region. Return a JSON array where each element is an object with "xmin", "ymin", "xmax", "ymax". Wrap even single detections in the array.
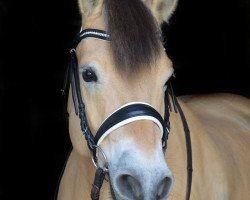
[{"xmin": 107, "ymin": 147, "xmax": 174, "ymax": 200}]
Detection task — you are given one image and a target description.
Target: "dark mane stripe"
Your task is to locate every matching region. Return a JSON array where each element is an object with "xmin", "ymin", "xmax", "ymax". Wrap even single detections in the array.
[{"xmin": 105, "ymin": 0, "xmax": 161, "ymax": 72}]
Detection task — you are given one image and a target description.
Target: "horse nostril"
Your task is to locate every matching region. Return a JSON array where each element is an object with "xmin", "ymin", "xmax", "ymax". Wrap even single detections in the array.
[
  {"xmin": 113, "ymin": 171, "xmax": 173, "ymax": 200},
  {"xmin": 116, "ymin": 174, "xmax": 142, "ymax": 199},
  {"xmin": 156, "ymin": 176, "xmax": 173, "ymax": 200}
]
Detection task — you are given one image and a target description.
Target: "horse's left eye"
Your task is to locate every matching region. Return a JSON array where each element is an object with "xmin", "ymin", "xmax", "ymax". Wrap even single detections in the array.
[{"xmin": 82, "ymin": 69, "xmax": 98, "ymax": 82}]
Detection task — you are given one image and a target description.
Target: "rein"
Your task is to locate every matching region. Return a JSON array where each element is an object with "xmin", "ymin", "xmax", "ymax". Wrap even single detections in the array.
[{"xmin": 61, "ymin": 28, "xmax": 193, "ymax": 200}]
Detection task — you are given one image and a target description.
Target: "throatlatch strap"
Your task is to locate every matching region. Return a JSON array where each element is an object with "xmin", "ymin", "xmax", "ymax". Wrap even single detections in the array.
[{"xmin": 175, "ymin": 99, "xmax": 193, "ymax": 200}]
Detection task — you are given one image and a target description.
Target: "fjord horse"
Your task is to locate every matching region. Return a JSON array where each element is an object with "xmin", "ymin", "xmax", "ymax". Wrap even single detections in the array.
[{"xmin": 57, "ymin": 0, "xmax": 250, "ymax": 199}]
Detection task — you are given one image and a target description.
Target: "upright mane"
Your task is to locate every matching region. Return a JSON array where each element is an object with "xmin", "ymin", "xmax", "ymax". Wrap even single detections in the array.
[{"xmin": 105, "ymin": 0, "xmax": 161, "ymax": 72}]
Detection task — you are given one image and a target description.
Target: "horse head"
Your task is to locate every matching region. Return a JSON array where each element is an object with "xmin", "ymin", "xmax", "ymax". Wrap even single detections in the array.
[{"xmin": 66, "ymin": 0, "xmax": 178, "ymax": 199}]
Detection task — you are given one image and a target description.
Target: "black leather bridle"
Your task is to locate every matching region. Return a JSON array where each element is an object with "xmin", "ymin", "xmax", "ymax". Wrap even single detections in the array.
[{"xmin": 60, "ymin": 28, "xmax": 193, "ymax": 200}]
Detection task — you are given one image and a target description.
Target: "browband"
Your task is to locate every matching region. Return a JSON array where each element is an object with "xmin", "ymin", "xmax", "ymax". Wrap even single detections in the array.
[{"xmin": 74, "ymin": 28, "xmax": 110, "ymax": 47}]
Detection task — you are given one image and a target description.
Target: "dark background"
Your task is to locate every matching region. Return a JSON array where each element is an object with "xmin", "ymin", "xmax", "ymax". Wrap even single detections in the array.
[{"xmin": 0, "ymin": 0, "xmax": 249, "ymax": 199}]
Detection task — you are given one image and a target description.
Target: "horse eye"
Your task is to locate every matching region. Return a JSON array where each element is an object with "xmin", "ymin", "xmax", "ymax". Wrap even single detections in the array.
[{"xmin": 82, "ymin": 69, "xmax": 98, "ymax": 82}]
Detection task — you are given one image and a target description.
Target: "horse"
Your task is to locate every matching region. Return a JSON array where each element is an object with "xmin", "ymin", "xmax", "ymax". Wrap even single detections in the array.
[{"xmin": 57, "ymin": 0, "xmax": 250, "ymax": 199}]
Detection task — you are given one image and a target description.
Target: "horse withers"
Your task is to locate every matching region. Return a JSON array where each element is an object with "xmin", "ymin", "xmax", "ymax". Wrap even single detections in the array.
[{"xmin": 57, "ymin": 0, "xmax": 250, "ymax": 199}]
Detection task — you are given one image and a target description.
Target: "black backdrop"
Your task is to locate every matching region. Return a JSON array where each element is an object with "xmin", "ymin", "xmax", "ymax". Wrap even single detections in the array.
[{"xmin": 0, "ymin": 0, "xmax": 249, "ymax": 199}]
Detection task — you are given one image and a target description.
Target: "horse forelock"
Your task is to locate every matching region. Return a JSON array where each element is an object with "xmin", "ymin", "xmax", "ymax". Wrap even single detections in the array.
[{"xmin": 105, "ymin": 0, "xmax": 162, "ymax": 73}]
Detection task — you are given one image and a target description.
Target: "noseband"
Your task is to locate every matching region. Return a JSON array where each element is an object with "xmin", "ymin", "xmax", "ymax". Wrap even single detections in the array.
[{"xmin": 61, "ymin": 28, "xmax": 193, "ymax": 200}]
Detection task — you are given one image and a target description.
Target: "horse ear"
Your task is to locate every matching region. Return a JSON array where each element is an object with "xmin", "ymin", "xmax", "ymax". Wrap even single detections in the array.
[
  {"xmin": 78, "ymin": 0, "xmax": 103, "ymax": 16},
  {"xmin": 146, "ymin": 0, "xmax": 178, "ymax": 23}
]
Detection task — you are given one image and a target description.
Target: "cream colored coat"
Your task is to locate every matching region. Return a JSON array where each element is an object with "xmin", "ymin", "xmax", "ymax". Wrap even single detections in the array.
[{"xmin": 57, "ymin": 0, "xmax": 250, "ymax": 199}]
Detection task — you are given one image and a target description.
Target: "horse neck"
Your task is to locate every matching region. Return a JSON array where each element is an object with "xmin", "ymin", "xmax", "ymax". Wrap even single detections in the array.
[
  {"xmin": 166, "ymin": 98, "xmax": 205, "ymax": 199},
  {"xmin": 58, "ymin": 149, "xmax": 96, "ymax": 199},
  {"xmin": 166, "ymin": 104, "xmax": 189, "ymax": 198},
  {"xmin": 166, "ymin": 98, "xmax": 218, "ymax": 198}
]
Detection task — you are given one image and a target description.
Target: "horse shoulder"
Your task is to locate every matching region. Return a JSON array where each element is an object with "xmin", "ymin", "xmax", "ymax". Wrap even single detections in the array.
[{"xmin": 179, "ymin": 93, "xmax": 250, "ymax": 199}]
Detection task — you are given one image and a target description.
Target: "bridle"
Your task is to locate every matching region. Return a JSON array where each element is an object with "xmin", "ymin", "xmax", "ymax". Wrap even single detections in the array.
[{"xmin": 60, "ymin": 28, "xmax": 193, "ymax": 200}]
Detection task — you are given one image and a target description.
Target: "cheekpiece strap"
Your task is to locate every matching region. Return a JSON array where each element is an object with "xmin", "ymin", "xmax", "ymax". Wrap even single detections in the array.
[
  {"xmin": 68, "ymin": 29, "xmax": 110, "ymax": 151},
  {"xmin": 69, "ymin": 49, "xmax": 96, "ymax": 150}
]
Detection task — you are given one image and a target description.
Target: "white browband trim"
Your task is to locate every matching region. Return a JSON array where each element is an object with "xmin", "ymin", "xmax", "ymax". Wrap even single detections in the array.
[
  {"xmin": 80, "ymin": 31, "xmax": 110, "ymax": 39},
  {"xmin": 97, "ymin": 115, "xmax": 164, "ymax": 146}
]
